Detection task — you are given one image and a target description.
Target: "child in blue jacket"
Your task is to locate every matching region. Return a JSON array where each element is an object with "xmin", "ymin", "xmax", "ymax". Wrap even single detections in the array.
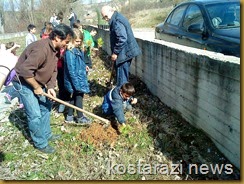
[
  {"xmin": 102, "ymin": 83, "xmax": 137, "ymax": 126},
  {"xmin": 64, "ymin": 28, "xmax": 90, "ymax": 125}
]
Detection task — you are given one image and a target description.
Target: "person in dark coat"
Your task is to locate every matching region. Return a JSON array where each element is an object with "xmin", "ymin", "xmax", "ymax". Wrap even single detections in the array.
[
  {"xmin": 101, "ymin": 6, "xmax": 141, "ymax": 87},
  {"xmin": 67, "ymin": 8, "xmax": 77, "ymax": 28}
]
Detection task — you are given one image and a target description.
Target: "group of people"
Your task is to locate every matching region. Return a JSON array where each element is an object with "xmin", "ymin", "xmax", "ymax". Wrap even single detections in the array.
[
  {"xmin": 100, "ymin": 5, "xmax": 141, "ymax": 124},
  {"xmin": 49, "ymin": 8, "xmax": 77, "ymax": 29},
  {"xmin": 1, "ymin": 5, "xmax": 141, "ymax": 154}
]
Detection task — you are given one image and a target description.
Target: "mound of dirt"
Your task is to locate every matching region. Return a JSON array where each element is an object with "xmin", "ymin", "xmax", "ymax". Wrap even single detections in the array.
[{"xmin": 79, "ymin": 123, "xmax": 118, "ymax": 148}]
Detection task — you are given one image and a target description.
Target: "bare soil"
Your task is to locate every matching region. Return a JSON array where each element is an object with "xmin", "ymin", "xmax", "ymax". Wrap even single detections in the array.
[{"xmin": 79, "ymin": 123, "xmax": 118, "ymax": 148}]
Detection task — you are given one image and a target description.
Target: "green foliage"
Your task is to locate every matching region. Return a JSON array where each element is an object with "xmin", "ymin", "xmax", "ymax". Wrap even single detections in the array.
[
  {"xmin": 80, "ymin": 142, "xmax": 95, "ymax": 155},
  {"xmin": 97, "ymin": 37, "xmax": 104, "ymax": 48},
  {"xmin": 128, "ymin": 116, "xmax": 137, "ymax": 123},
  {"xmin": 4, "ymin": 153, "xmax": 16, "ymax": 161},
  {"xmin": 122, "ymin": 173, "xmax": 141, "ymax": 180},
  {"xmin": 23, "ymin": 172, "xmax": 46, "ymax": 180},
  {"xmin": 86, "ymin": 39, "xmax": 92, "ymax": 47},
  {"xmin": 120, "ymin": 125, "xmax": 133, "ymax": 136},
  {"xmin": 128, "ymin": 130, "xmax": 153, "ymax": 150}
]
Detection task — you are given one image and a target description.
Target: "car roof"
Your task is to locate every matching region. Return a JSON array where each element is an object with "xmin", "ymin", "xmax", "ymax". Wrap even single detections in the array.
[{"xmin": 178, "ymin": 0, "xmax": 239, "ymax": 6}]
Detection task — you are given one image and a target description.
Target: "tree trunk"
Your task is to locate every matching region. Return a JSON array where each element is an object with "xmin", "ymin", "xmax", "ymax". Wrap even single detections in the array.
[{"xmin": 0, "ymin": 0, "xmax": 4, "ymax": 34}]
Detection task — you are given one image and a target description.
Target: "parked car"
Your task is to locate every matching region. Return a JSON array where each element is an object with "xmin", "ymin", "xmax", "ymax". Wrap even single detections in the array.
[{"xmin": 155, "ymin": 0, "xmax": 240, "ymax": 57}]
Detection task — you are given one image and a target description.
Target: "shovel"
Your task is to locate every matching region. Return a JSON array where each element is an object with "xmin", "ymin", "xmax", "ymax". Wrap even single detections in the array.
[{"xmin": 43, "ymin": 92, "xmax": 110, "ymax": 125}]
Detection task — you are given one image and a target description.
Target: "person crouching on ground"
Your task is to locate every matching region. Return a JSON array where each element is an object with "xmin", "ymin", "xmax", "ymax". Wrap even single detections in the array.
[
  {"xmin": 102, "ymin": 83, "xmax": 137, "ymax": 126},
  {"xmin": 64, "ymin": 28, "xmax": 91, "ymax": 125}
]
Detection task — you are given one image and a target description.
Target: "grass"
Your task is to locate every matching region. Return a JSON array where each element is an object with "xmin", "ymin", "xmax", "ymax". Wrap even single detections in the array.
[
  {"xmin": 129, "ymin": 6, "xmax": 174, "ymax": 28},
  {"xmin": 0, "ymin": 33, "xmax": 240, "ymax": 180},
  {"xmin": 0, "ymin": 36, "xmax": 26, "ymax": 55}
]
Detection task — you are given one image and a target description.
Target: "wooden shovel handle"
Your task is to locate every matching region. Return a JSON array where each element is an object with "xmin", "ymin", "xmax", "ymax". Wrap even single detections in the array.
[
  {"xmin": 43, "ymin": 92, "xmax": 110, "ymax": 124},
  {"xmin": 109, "ymin": 61, "xmax": 115, "ymax": 84}
]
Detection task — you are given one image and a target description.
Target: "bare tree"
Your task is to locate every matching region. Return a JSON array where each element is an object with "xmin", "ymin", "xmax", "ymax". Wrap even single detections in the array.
[
  {"xmin": 0, "ymin": 0, "xmax": 4, "ymax": 33},
  {"xmin": 67, "ymin": 0, "xmax": 79, "ymax": 2},
  {"xmin": 1, "ymin": 0, "xmax": 126, "ymax": 33}
]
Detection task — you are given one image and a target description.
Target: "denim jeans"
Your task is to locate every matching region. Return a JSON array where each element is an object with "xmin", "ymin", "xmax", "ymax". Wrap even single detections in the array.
[
  {"xmin": 84, "ymin": 53, "xmax": 92, "ymax": 68},
  {"xmin": 12, "ymin": 81, "xmax": 52, "ymax": 149},
  {"xmin": 116, "ymin": 59, "xmax": 132, "ymax": 88},
  {"xmin": 6, "ymin": 85, "xmax": 23, "ymax": 104}
]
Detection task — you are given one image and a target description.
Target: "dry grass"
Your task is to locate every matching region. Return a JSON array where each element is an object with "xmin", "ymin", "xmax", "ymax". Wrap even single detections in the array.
[{"xmin": 130, "ymin": 6, "xmax": 174, "ymax": 28}]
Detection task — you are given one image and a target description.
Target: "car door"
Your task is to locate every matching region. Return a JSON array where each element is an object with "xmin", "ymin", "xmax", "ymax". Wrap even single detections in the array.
[
  {"xmin": 180, "ymin": 4, "xmax": 207, "ymax": 50},
  {"xmin": 159, "ymin": 5, "xmax": 188, "ymax": 44}
]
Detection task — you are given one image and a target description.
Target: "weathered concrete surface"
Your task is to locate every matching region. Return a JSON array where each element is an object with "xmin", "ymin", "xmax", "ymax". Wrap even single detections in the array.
[{"xmin": 0, "ymin": 31, "xmax": 27, "ymax": 40}]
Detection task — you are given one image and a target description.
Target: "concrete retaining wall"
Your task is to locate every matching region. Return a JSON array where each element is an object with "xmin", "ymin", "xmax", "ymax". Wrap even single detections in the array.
[
  {"xmin": 95, "ymin": 28, "xmax": 240, "ymax": 169},
  {"xmin": 0, "ymin": 31, "xmax": 27, "ymax": 40}
]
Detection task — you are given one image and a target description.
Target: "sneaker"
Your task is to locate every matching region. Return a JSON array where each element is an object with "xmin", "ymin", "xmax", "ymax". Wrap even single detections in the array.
[
  {"xmin": 4, "ymin": 94, "xmax": 11, "ymax": 104},
  {"xmin": 65, "ymin": 115, "xmax": 74, "ymax": 123},
  {"xmin": 37, "ymin": 145, "xmax": 55, "ymax": 154},
  {"xmin": 76, "ymin": 116, "xmax": 91, "ymax": 125},
  {"xmin": 48, "ymin": 134, "xmax": 61, "ymax": 142},
  {"xmin": 58, "ymin": 104, "xmax": 65, "ymax": 113}
]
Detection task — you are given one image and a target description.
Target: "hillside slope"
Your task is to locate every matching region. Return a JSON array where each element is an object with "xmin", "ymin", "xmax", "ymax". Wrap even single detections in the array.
[{"xmin": 129, "ymin": 6, "xmax": 174, "ymax": 28}]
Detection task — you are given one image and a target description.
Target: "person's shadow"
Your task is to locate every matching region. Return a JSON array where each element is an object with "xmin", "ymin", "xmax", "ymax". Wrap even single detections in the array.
[
  {"xmin": 8, "ymin": 109, "xmax": 33, "ymax": 146},
  {"xmin": 0, "ymin": 151, "xmax": 5, "ymax": 163}
]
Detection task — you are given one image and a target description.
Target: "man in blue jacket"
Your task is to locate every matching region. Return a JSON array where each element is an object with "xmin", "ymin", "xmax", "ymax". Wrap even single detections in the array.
[{"xmin": 101, "ymin": 6, "xmax": 141, "ymax": 87}]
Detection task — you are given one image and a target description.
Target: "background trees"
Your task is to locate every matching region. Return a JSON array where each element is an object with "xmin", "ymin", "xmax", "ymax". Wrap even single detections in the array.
[
  {"xmin": 0, "ymin": 0, "xmax": 4, "ymax": 33},
  {"xmin": 0, "ymin": 0, "xmax": 174, "ymax": 33}
]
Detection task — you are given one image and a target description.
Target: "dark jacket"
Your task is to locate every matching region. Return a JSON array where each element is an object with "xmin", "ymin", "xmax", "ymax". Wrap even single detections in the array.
[
  {"xmin": 109, "ymin": 11, "xmax": 141, "ymax": 65},
  {"xmin": 102, "ymin": 87, "xmax": 127, "ymax": 124},
  {"xmin": 69, "ymin": 12, "xmax": 77, "ymax": 28},
  {"xmin": 14, "ymin": 38, "xmax": 58, "ymax": 89},
  {"xmin": 64, "ymin": 47, "xmax": 90, "ymax": 94}
]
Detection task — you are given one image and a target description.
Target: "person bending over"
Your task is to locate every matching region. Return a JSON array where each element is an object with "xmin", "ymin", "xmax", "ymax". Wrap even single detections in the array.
[{"xmin": 102, "ymin": 83, "xmax": 137, "ymax": 126}]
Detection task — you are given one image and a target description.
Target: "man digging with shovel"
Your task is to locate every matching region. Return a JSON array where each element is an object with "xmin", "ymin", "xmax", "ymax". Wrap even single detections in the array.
[{"xmin": 12, "ymin": 24, "xmax": 74, "ymax": 154}]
